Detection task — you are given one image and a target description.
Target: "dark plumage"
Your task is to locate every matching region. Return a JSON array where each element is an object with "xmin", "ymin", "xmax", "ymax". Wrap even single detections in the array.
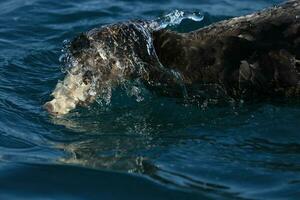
[{"xmin": 152, "ymin": 0, "xmax": 300, "ymax": 99}]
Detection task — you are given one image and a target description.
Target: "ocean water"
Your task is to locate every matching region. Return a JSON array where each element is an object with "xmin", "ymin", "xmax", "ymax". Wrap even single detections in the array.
[{"xmin": 0, "ymin": 0, "xmax": 300, "ymax": 199}]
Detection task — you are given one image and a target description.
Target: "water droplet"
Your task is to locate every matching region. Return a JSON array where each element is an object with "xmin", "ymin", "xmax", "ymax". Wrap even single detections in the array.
[{"xmin": 151, "ymin": 10, "xmax": 204, "ymax": 30}]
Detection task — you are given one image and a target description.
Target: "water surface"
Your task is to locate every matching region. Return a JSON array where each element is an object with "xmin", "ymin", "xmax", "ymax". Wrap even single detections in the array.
[{"xmin": 1, "ymin": 0, "xmax": 300, "ymax": 199}]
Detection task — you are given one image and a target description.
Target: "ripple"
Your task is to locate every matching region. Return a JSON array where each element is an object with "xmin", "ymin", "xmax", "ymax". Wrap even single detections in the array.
[{"xmin": 0, "ymin": 0, "xmax": 298, "ymax": 199}]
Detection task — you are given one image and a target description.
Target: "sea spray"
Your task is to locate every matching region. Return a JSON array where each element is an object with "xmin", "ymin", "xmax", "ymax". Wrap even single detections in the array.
[{"xmin": 149, "ymin": 10, "xmax": 204, "ymax": 30}]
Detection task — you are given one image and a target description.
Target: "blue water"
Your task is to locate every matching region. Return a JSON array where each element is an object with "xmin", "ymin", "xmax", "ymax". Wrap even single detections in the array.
[{"xmin": 1, "ymin": 0, "xmax": 299, "ymax": 199}]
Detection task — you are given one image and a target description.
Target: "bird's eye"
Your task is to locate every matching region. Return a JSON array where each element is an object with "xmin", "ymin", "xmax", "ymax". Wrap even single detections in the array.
[
  {"xmin": 83, "ymin": 70, "xmax": 93, "ymax": 84},
  {"xmin": 70, "ymin": 33, "xmax": 91, "ymax": 57}
]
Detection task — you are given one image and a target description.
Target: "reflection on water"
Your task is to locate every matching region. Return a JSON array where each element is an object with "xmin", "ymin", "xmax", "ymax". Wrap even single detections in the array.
[{"xmin": 50, "ymin": 91, "xmax": 300, "ymax": 198}]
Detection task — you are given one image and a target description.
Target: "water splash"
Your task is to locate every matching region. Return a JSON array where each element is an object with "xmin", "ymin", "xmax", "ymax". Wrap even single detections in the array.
[
  {"xmin": 50, "ymin": 10, "xmax": 204, "ymax": 115},
  {"xmin": 150, "ymin": 10, "xmax": 204, "ymax": 30}
]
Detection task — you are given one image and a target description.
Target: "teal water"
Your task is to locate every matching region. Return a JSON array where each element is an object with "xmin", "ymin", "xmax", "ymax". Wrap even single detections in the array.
[{"xmin": 1, "ymin": 0, "xmax": 300, "ymax": 199}]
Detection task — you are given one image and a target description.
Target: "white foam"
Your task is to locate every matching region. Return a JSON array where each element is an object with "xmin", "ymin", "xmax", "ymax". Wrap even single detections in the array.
[{"xmin": 150, "ymin": 10, "xmax": 204, "ymax": 30}]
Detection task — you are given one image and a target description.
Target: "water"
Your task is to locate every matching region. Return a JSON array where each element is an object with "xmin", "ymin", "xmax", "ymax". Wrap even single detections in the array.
[{"xmin": 0, "ymin": 0, "xmax": 299, "ymax": 199}]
